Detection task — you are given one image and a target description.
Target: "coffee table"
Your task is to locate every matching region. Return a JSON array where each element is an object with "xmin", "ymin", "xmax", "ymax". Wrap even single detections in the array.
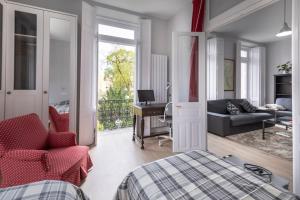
[{"xmin": 262, "ymin": 116, "xmax": 292, "ymax": 140}]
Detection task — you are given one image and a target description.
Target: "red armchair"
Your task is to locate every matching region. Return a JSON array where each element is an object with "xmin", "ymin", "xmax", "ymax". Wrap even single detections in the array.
[
  {"xmin": 0, "ymin": 114, "xmax": 93, "ymax": 187},
  {"xmin": 49, "ymin": 106, "xmax": 69, "ymax": 132}
]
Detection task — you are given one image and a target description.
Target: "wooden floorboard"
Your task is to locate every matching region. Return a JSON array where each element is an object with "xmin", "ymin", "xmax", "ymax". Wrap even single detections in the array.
[{"xmin": 81, "ymin": 128, "xmax": 292, "ymax": 200}]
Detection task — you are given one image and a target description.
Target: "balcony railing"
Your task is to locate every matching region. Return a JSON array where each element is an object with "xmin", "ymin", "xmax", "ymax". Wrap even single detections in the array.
[{"xmin": 98, "ymin": 99, "xmax": 134, "ymax": 130}]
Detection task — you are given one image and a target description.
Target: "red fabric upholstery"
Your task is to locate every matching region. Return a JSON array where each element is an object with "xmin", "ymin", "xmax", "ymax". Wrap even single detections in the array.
[
  {"xmin": 189, "ymin": 0, "xmax": 206, "ymax": 102},
  {"xmin": 0, "ymin": 114, "xmax": 93, "ymax": 187},
  {"xmin": 49, "ymin": 106, "xmax": 69, "ymax": 132}
]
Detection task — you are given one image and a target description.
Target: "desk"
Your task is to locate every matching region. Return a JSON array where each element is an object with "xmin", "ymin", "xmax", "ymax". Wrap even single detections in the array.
[{"xmin": 133, "ymin": 103, "xmax": 167, "ymax": 149}]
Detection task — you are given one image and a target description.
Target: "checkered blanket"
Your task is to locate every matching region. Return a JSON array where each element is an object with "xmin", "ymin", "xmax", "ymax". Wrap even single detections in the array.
[
  {"xmin": 116, "ymin": 151, "xmax": 298, "ymax": 200},
  {"xmin": 0, "ymin": 180, "xmax": 89, "ymax": 200}
]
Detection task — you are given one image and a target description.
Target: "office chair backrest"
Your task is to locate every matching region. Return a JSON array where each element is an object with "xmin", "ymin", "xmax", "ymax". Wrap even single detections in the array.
[{"xmin": 165, "ymin": 102, "xmax": 172, "ymax": 117}]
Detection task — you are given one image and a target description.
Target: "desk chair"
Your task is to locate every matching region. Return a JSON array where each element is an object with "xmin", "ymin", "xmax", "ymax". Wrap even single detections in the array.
[{"xmin": 158, "ymin": 102, "xmax": 172, "ymax": 146}]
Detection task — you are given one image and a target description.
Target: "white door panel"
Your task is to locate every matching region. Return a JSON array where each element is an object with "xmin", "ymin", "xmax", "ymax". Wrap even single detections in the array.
[
  {"xmin": 5, "ymin": 5, "xmax": 43, "ymax": 119},
  {"xmin": 172, "ymin": 32, "xmax": 207, "ymax": 153}
]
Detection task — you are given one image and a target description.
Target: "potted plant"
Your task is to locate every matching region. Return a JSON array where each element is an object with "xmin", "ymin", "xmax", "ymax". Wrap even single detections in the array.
[{"xmin": 276, "ymin": 61, "xmax": 292, "ymax": 74}]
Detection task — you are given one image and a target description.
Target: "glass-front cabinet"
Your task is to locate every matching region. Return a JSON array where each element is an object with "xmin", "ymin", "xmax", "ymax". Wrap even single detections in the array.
[
  {"xmin": 5, "ymin": 5, "xmax": 43, "ymax": 119},
  {"xmin": 1, "ymin": 2, "xmax": 77, "ymax": 131}
]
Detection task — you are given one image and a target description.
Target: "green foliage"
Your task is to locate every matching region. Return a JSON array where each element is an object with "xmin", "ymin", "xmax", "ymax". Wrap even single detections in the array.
[
  {"xmin": 102, "ymin": 49, "xmax": 134, "ymax": 100},
  {"xmin": 277, "ymin": 61, "xmax": 292, "ymax": 74},
  {"xmin": 98, "ymin": 48, "xmax": 134, "ymax": 131}
]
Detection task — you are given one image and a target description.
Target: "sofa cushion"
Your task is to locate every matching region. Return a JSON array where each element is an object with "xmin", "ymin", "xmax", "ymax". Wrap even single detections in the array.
[
  {"xmin": 240, "ymin": 100, "xmax": 257, "ymax": 113},
  {"xmin": 226, "ymin": 102, "xmax": 240, "ymax": 115},
  {"xmin": 276, "ymin": 98, "xmax": 292, "ymax": 111},
  {"xmin": 230, "ymin": 113, "xmax": 273, "ymax": 127},
  {"xmin": 47, "ymin": 146, "xmax": 89, "ymax": 175},
  {"xmin": 276, "ymin": 110, "xmax": 292, "ymax": 117},
  {"xmin": 207, "ymin": 99, "xmax": 229, "ymax": 114}
]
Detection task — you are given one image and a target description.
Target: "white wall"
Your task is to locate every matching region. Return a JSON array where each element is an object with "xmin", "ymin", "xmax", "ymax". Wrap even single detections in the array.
[
  {"xmin": 266, "ymin": 37, "xmax": 292, "ymax": 103},
  {"xmin": 49, "ymin": 39, "xmax": 71, "ymax": 105},
  {"xmin": 167, "ymin": 3, "xmax": 193, "ymax": 82},
  {"xmin": 223, "ymin": 37, "xmax": 237, "ymax": 98},
  {"xmin": 151, "ymin": 18, "xmax": 169, "ymax": 55}
]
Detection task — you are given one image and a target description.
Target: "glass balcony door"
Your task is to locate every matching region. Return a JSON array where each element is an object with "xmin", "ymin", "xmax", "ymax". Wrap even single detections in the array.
[{"xmin": 5, "ymin": 5, "xmax": 43, "ymax": 119}]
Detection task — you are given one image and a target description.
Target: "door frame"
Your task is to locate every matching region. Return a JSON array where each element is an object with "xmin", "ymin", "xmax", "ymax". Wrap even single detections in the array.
[
  {"xmin": 172, "ymin": 32, "xmax": 207, "ymax": 152},
  {"xmin": 43, "ymin": 11, "xmax": 78, "ymax": 131},
  {"xmin": 206, "ymin": 0, "xmax": 300, "ymax": 194}
]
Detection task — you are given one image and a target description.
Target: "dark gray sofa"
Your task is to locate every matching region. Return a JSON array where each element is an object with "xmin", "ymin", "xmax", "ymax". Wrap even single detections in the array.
[
  {"xmin": 208, "ymin": 99, "xmax": 273, "ymax": 137},
  {"xmin": 275, "ymin": 98, "xmax": 292, "ymax": 117}
]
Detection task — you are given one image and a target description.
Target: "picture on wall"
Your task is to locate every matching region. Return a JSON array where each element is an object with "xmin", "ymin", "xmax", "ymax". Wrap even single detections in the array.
[{"xmin": 224, "ymin": 59, "xmax": 235, "ymax": 91}]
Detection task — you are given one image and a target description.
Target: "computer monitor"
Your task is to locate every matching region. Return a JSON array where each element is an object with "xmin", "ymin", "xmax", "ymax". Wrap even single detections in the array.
[{"xmin": 137, "ymin": 90, "xmax": 155, "ymax": 104}]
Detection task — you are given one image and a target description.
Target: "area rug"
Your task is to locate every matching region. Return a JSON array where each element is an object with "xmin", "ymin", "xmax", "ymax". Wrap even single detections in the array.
[{"xmin": 226, "ymin": 127, "xmax": 292, "ymax": 160}]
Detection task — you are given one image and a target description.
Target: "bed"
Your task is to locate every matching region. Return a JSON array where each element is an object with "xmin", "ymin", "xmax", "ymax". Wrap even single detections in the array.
[
  {"xmin": 116, "ymin": 150, "xmax": 298, "ymax": 200},
  {"xmin": 0, "ymin": 180, "xmax": 89, "ymax": 200}
]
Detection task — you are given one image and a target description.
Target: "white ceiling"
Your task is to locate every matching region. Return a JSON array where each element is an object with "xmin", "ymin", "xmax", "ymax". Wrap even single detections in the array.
[
  {"xmin": 93, "ymin": 0, "xmax": 193, "ymax": 20},
  {"xmin": 214, "ymin": 0, "xmax": 292, "ymax": 43}
]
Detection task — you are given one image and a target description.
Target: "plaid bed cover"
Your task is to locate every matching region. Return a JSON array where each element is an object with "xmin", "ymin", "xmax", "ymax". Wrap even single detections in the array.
[
  {"xmin": 0, "ymin": 180, "xmax": 89, "ymax": 200},
  {"xmin": 117, "ymin": 151, "xmax": 298, "ymax": 200}
]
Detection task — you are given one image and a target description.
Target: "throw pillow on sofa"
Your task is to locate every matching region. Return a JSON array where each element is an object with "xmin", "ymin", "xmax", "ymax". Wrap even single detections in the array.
[
  {"xmin": 265, "ymin": 104, "xmax": 286, "ymax": 111},
  {"xmin": 240, "ymin": 100, "xmax": 257, "ymax": 113},
  {"xmin": 226, "ymin": 101, "xmax": 240, "ymax": 115}
]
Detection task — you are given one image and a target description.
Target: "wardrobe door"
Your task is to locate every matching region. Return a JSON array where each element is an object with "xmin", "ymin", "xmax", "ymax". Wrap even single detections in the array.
[
  {"xmin": 5, "ymin": 5, "xmax": 43, "ymax": 119},
  {"xmin": 43, "ymin": 11, "xmax": 77, "ymax": 130},
  {"xmin": 0, "ymin": 0, "xmax": 6, "ymax": 120}
]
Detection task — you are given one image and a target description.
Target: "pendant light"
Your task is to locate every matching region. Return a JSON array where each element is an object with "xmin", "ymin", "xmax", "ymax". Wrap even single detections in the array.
[{"xmin": 276, "ymin": 0, "xmax": 292, "ymax": 37}]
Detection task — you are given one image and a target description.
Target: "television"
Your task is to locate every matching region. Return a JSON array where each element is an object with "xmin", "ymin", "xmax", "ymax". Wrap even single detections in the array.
[{"xmin": 137, "ymin": 90, "xmax": 155, "ymax": 104}]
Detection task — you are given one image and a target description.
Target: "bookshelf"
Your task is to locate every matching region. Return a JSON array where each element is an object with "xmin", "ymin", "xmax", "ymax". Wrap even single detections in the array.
[{"xmin": 274, "ymin": 74, "xmax": 292, "ymax": 102}]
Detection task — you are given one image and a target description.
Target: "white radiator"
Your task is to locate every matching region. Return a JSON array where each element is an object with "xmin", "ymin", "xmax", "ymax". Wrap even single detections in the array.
[{"xmin": 150, "ymin": 54, "xmax": 168, "ymax": 128}]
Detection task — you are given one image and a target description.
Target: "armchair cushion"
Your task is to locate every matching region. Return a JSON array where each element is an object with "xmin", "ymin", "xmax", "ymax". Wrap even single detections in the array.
[
  {"xmin": 49, "ymin": 106, "xmax": 69, "ymax": 132},
  {"xmin": 3, "ymin": 150, "xmax": 48, "ymax": 162},
  {"xmin": 47, "ymin": 132, "xmax": 77, "ymax": 149}
]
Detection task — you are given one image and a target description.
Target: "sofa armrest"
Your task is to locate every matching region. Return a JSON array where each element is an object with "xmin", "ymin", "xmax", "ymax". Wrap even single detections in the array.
[
  {"xmin": 207, "ymin": 112, "xmax": 231, "ymax": 136},
  {"xmin": 47, "ymin": 132, "xmax": 77, "ymax": 148},
  {"xmin": 3, "ymin": 149, "xmax": 48, "ymax": 161}
]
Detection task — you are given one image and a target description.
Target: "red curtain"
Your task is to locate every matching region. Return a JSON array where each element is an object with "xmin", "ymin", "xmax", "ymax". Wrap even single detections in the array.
[{"xmin": 189, "ymin": 0, "xmax": 205, "ymax": 102}]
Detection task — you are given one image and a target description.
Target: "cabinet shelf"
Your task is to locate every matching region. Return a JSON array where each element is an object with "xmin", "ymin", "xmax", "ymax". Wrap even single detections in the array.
[{"xmin": 15, "ymin": 33, "xmax": 37, "ymax": 38}]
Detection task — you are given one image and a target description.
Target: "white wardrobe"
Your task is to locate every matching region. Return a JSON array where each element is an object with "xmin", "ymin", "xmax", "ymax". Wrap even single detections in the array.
[{"xmin": 0, "ymin": 0, "xmax": 78, "ymax": 131}]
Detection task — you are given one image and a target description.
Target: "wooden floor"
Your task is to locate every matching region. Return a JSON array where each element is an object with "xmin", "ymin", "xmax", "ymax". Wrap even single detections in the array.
[{"xmin": 81, "ymin": 128, "xmax": 292, "ymax": 200}]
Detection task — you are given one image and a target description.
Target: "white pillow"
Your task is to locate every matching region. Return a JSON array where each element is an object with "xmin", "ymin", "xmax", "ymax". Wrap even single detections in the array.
[{"xmin": 265, "ymin": 104, "xmax": 286, "ymax": 111}]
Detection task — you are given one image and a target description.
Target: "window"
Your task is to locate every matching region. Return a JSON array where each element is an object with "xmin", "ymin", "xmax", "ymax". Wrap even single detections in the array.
[
  {"xmin": 98, "ymin": 24, "xmax": 135, "ymax": 40},
  {"xmin": 241, "ymin": 47, "xmax": 249, "ymax": 99}
]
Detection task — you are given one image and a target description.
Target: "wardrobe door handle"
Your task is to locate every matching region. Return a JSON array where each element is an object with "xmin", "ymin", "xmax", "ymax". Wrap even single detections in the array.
[
  {"xmin": 6, "ymin": 91, "xmax": 11, "ymax": 95},
  {"xmin": 44, "ymin": 91, "xmax": 48, "ymax": 94}
]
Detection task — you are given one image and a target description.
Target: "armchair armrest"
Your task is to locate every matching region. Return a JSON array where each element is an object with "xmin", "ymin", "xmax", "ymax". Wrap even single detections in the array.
[
  {"xmin": 207, "ymin": 112, "xmax": 231, "ymax": 136},
  {"xmin": 3, "ymin": 149, "xmax": 48, "ymax": 161},
  {"xmin": 47, "ymin": 132, "xmax": 77, "ymax": 148}
]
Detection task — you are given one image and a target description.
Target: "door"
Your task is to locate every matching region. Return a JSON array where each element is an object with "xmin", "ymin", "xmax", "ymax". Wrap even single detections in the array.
[
  {"xmin": 43, "ymin": 11, "xmax": 77, "ymax": 130},
  {"xmin": 0, "ymin": 0, "xmax": 6, "ymax": 120},
  {"xmin": 172, "ymin": 32, "xmax": 207, "ymax": 152},
  {"xmin": 5, "ymin": 5, "xmax": 43, "ymax": 119}
]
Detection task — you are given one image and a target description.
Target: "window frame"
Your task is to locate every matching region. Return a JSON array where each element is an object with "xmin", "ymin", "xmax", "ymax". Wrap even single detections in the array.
[{"xmin": 240, "ymin": 46, "xmax": 250, "ymax": 99}]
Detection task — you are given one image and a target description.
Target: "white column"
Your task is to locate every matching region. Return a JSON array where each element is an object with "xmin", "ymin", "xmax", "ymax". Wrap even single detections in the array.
[
  {"xmin": 292, "ymin": 0, "xmax": 300, "ymax": 195},
  {"xmin": 79, "ymin": 1, "xmax": 97, "ymax": 146}
]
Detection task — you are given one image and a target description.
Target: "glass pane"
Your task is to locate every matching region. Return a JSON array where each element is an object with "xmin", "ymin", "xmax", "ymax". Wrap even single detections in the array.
[
  {"xmin": 241, "ymin": 50, "xmax": 248, "ymax": 58},
  {"xmin": 98, "ymin": 24, "xmax": 135, "ymax": 40},
  {"xmin": 0, "ymin": 4, "xmax": 3, "ymax": 90},
  {"xmin": 241, "ymin": 62, "xmax": 248, "ymax": 99},
  {"xmin": 14, "ymin": 11, "xmax": 37, "ymax": 90},
  {"xmin": 49, "ymin": 18, "xmax": 71, "ymax": 117},
  {"xmin": 176, "ymin": 35, "xmax": 199, "ymax": 102}
]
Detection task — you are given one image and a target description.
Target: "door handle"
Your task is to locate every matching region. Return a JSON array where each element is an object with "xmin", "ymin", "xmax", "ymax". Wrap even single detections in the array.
[
  {"xmin": 44, "ymin": 91, "xmax": 48, "ymax": 94},
  {"xmin": 6, "ymin": 91, "xmax": 11, "ymax": 95}
]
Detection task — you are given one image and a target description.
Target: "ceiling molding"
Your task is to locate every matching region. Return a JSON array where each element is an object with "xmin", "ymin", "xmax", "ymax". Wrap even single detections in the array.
[{"xmin": 206, "ymin": 0, "xmax": 280, "ymax": 32}]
